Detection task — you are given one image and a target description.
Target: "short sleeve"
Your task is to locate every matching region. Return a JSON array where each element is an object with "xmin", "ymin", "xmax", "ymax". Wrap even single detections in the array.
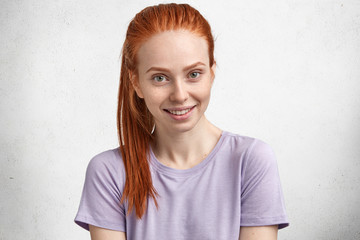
[
  {"xmin": 74, "ymin": 149, "xmax": 126, "ymax": 232},
  {"xmin": 240, "ymin": 140, "xmax": 289, "ymax": 229}
]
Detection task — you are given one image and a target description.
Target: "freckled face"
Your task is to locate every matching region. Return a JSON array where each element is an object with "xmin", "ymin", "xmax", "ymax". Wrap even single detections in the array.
[{"xmin": 133, "ymin": 30, "xmax": 215, "ymax": 134}]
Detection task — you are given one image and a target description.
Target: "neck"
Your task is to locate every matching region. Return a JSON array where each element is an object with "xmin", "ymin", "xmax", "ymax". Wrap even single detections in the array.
[{"xmin": 151, "ymin": 116, "xmax": 222, "ymax": 169}]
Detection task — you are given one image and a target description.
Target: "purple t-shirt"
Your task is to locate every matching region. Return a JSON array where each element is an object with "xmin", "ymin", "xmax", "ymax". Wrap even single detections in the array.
[{"xmin": 75, "ymin": 131, "xmax": 289, "ymax": 239}]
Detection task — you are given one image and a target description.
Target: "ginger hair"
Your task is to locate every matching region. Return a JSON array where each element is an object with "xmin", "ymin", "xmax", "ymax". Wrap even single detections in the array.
[{"xmin": 117, "ymin": 3, "xmax": 215, "ymax": 218}]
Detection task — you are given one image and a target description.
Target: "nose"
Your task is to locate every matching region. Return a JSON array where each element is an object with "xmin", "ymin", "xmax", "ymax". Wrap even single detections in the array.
[{"xmin": 169, "ymin": 79, "xmax": 189, "ymax": 103}]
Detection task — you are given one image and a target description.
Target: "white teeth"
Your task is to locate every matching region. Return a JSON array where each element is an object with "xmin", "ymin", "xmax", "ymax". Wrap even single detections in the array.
[{"xmin": 168, "ymin": 108, "xmax": 191, "ymax": 115}]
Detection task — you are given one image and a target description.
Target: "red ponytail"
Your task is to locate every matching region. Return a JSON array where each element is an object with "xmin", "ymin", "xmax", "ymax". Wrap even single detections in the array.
[{"xmin": 117, "ymin": 3, "xmax": 215, "ymax": 218}]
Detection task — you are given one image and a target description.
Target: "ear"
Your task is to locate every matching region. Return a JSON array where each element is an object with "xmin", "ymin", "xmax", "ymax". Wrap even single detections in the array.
[
  {"xmin": 130, "ymin": 72, "xmax": 144, "ymax": 99},
  {"xmin": 210, "ymin": 61, "xmax": 216, "ymax": 84}
]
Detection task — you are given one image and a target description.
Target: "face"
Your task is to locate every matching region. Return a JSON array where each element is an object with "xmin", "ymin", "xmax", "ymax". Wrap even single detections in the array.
[{"xmin": 133, "ymin": 30, "xmax": 215, "ymax": 135}]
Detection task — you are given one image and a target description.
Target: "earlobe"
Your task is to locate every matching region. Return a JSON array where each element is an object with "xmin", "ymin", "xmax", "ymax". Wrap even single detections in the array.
[
  {"xmin": 130, "ymin": 73, "xmax": 144, "ymax": 99},
  {"xmin": 134, "ymin": 84, "xmax": 144, "ymax": 99},
  {"xmin": 210, "ymin": 62, "xmax": 216, "ymax": 84}
]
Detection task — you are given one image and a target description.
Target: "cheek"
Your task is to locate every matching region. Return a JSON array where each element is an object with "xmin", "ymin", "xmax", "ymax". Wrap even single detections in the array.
[
  {"xmin": 142, "ymin": 88, "xmax": 163, "ymax": 102},
  {"xmin": 141, "ymin": 89, "xmax": 166, "ymax": 112},
  {"xmin": 195, "ymin": 82, "xmax": 213, "ymax": 101}
]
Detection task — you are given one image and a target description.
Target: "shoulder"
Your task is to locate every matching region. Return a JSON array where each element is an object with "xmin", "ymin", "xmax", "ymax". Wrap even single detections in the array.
[
  {"xmin": 85, "ymin": 147, "xmax": 126, "ymax": 186},
  {"xmin": 219, "ymin": 131, "xmax": 255, "ymax": 153},
  {"xmin": 221, "ymin": 131, "xmax": 276, "ymax": 167},
  {"xmin": 221, "ymin": 131, "xmax": 273, "ymax": 153},
  {"xmin": 75, "ymin": 148, "xmax": 127, "ymax": 231}
]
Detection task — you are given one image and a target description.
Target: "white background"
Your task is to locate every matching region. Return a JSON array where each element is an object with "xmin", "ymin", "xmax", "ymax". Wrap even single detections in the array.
[{"xmin": 1, "ymin": 0, "xmax": 359, "ymax": 239}]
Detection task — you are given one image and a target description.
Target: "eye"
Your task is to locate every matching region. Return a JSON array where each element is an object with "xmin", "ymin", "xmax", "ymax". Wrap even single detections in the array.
[
  {"xmin": 189, "ymin": 72, "xmax": 200, "ymax": 79},
  {"xmin": 153, "ymin": 75, "xmax": 167, "ymax": 82}
]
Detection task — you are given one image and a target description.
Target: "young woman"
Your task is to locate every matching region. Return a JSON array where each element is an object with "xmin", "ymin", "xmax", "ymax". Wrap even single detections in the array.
[{"xmin": 75, "ymin": 3, "xmax": 289, "ymax": 240}]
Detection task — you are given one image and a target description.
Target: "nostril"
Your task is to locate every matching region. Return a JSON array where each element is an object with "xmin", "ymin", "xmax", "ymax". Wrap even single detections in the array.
[{"xmin": 170, "ymin": 87, "xmax": 189, "ymax": 102}]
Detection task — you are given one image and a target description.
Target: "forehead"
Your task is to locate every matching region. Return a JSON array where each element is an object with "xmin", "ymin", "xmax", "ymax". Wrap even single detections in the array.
[{"xmin": 137, "ymin": 30, "xmax": 210, "ymax": 71}]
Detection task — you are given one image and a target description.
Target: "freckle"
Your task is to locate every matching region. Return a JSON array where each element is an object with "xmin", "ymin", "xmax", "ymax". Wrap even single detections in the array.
[{"xmin": 9, "ymin": 177, "xmax": 14, "ymax": 179}]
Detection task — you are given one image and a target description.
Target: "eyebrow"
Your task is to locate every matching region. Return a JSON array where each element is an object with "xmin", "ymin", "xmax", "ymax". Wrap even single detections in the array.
[{"xmin": 145, "ymin": 62, "xmax": 206, "ymax": 73}]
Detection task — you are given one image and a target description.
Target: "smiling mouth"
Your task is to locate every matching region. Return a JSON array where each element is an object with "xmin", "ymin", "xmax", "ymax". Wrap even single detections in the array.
[{"xmin": 164, "ymin": 106, "xmax": 195, "ymax": 116}]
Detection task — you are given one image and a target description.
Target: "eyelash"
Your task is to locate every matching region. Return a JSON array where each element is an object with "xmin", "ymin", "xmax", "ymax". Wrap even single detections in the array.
[
  {"xmin": 151, "ymin": 71, "xmax": 202, "ymax": 83},
  {"xmin": 189, "ymin": 72, "xmax": 200, "ymax": 79},
  {"xmin": 153, "ymin": 75, "xmax": 168, "ymax": 82}
]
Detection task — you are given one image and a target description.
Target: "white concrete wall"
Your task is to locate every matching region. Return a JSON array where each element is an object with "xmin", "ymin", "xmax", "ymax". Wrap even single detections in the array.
[{"xmin": 1, "ymin": 0, "xmax": 359, "ymax": 239}]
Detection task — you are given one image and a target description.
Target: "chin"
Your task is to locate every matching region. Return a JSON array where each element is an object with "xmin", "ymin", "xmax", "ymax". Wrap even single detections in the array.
[{"xmin": 170, "ymin": 115, "xmax": 206, "ymax": 133}]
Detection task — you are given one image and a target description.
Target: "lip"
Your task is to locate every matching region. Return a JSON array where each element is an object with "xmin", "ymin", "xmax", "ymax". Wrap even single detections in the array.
[
  {"xmin": 164, "ymin": 105, "xmax": 196, "ymax": 121},
  {"xmin": 164, "ymin": 105, "xmax": 195, "ymax": 111}
]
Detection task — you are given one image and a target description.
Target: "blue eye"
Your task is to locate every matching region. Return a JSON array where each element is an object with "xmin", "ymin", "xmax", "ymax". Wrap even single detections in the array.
[
  {"xmin": 153, "ymin": 75, "xmax": 167, "ymax": 82},
  {"xmin": 189, "ymin": 72, "xmax": 200, "ymax": 79}
]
